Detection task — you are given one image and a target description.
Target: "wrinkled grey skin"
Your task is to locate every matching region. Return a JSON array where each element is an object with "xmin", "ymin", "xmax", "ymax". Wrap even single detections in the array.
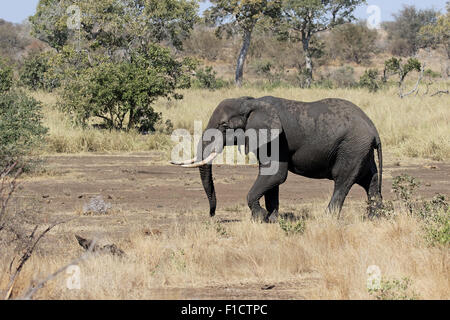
[{"xmin": 195, "ymin": 96, "xmax": 383, "ymax": 222}]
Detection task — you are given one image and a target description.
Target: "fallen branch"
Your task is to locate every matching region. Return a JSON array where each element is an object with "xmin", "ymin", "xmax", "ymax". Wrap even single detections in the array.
[
  {"xmin": 19, "ymin": 238, "xmax": 97, "ymax": 300},
  {"xmin": 75, "ymin": 235, "xmax": 125, "ymax": 257},
  {"xmin": 431, "ymin": 90, "xmax": 449, "ymax": 97}
]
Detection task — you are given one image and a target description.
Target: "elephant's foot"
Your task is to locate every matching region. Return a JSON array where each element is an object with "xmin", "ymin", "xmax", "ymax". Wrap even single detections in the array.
[
  {"xmin": 267, "ymin": 210, "xmax": 279, "ymax": 224},
  {"xmin": 251, "ymin": 205, "xmax": 269, "ymax": 223}
]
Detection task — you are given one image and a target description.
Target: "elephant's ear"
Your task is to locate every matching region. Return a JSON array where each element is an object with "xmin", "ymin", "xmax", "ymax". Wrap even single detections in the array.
[{"xmin": 243, "ymin": 101, "xmax": 283, "ymax": 155}]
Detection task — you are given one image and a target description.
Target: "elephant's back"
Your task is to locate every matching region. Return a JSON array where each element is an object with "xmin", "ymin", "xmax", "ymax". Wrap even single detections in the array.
[{"xmin": 262, "ymin": 96, "xmax": 378, "ymax": 135}]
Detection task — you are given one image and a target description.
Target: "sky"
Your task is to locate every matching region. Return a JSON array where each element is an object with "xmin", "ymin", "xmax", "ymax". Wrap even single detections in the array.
[{"xmin": 0, "ymin": 0, "xmax": 447, "ymax": 24}]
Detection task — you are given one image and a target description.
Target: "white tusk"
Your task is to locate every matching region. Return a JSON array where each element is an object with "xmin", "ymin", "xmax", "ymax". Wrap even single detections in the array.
[
  {"xmin": 181, "ymin": 153, "xmax": 218, "ymax": 168},
  {"xmin": 170, "ymin": 157, "xmax": 197, "ymax": 165}
]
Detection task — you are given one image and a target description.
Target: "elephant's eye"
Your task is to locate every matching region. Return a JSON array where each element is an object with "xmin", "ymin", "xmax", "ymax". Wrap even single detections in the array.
[{"xmin": 220, "ymin": 123, "xmax": 229, "ymax": 129}]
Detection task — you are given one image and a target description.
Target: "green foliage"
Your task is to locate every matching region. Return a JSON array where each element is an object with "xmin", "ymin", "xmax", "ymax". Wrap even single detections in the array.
[
  {"xmin": 0, "ymin": 59, "xmax": 13, "ymax": 93},
  {"xmin": 359, "ymin": 69, "xmax": 381, "ymax": 92},
  {"xmin": 60, "ymin": 44, "xmax": 194, "ymax": 132},
  {"xmin": 368, "ymin": 277, "xmax": 419, "ymax": 300},
  {"xmin": 278, "ymin": 0, "xmax": 366, "ymax": 87},
  {"xmin": 419, "ymin": 10, "xmax": 450, "ymax": 58},
  {"xmin": 384, "ymin": 57, "xmax": 421, "ymax": 82},
  {"xmin": 392, "ymin": 174, "xmax": 421, "ymax": 213},
  {"xmin": 0, "ymin": 90, "xmax": 48, "ymax": 168},
  {"xmin": 19, "ymin": 51, "xmax": 55, "ymax": 91},
  {"xmin": 193, "ymin": 66, "xmax": 230, "ymax": 90},
  {"xmin": 206, "ymin": 0, "xmax": 282, "ymax": 37},
  {"xmin": 30, "ymin": 0, "xmax": 199, "ymax": 52},
  {"xmin": 424, "ymin": 69, "xmax": 441, "ymax": 79},
  {"xmin": 279, "ymin": 217, "xmax": 305, "ymax": 236},
  {"xmin": 419, "ymin": 194, "xmax": 449, "ymax": 246}
]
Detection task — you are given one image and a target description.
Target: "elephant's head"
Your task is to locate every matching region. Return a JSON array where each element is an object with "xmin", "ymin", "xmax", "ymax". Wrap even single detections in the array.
[{"xmin": 171, "ymin": 96, "xmax": 283, "ymax": 217}]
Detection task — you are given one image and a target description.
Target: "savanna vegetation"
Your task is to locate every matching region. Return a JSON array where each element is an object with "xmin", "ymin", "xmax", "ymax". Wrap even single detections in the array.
[{"xmin": 0, "ymin": 0, "xmax": 449, "ymax": 300}]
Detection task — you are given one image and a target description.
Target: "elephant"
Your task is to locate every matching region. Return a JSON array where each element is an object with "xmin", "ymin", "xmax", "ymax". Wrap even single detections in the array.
[{"xmin": 171, "ymin": 96, "xmax": 383, "ymax": 222}]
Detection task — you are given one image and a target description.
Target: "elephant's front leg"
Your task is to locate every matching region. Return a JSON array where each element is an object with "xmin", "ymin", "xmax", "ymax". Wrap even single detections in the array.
[
  {"xmin": 247, "ymin": 162, "xmax": 288, "ymax": 223},
  {"xmin": 265, "ymin": 186, "xmax": 279, "ymax": 223}
]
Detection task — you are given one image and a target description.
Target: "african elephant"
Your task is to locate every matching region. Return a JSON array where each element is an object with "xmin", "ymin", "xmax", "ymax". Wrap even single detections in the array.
[{"xmin": 171, "ymin": 96, "xmax": 383, "ymax": 222}]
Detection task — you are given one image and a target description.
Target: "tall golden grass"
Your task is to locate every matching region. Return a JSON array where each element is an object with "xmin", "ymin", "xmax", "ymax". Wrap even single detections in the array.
[
  {"xmin": 1, "ymin": 203, "xmax": 448, "ymax": 299},
  {"xmin": 33, "ymin": 86, "xmax": 449, "ymax": 161}
]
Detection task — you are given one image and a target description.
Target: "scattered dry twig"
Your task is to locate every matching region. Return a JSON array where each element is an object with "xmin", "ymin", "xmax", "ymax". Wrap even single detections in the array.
[
  {"xmin": 19, "ymin": 238, "xmax": 98, "ymax": 300},
  {"xmin": 431, "ymin": 90, "xmax": 449, "ymax": 97},
  {"xmin": 4, "ymin": 220, "xmax": 68, "ymax": 300}
]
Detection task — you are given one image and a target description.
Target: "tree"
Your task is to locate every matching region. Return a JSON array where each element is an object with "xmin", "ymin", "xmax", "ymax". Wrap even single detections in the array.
[
  {"xmin": 419, "ymin": 6, "xmax": 450, "ymax": 58},
  {"xmin": 383, "ymin": 57, "xmax": 423, "ymax": 98},
  {"xmin": 206, "ymin": 0, "xmax": 282, "ymax": 87},
  {"xmin": 60, "ymin": 44, "xmax": 195, "ymax": 132},
  {"xmin": 29, "ymin": 0, "xmax": 199, "ymax": 53},
  {"xmin": 383, "ymin": 5, "xmax": 438, "ymax": 57},
  {"xmin": 329, "ymin": 21, "xmax": 378, "ymax": 64},
  {"xmin": 279, "ymin": 0, "xmax": 365, "ymax": 87}
]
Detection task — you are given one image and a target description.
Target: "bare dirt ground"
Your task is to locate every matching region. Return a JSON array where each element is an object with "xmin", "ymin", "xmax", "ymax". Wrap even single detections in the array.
[{"xmin": 12, "ymin": 152, "xmax": 450, "ymax": 299}]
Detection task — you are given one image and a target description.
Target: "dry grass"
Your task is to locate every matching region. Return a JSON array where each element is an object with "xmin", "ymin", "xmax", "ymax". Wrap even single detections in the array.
[
  {"xmin": 154, "ymin": 86, "xmax": 450, "ymax": 161},
  {"xmin": 1, "ymin": 202, "xmax": 448, "ymax": 300},
  {"xmin": 32, "ymin": 86, "xmax": 450, "ymax": 161}
]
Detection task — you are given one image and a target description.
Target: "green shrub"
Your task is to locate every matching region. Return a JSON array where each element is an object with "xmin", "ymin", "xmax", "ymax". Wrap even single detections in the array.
[
  {"xmin": 368, "ymin": 277, "xmax": 419, "ymax": 300},
  {"xmin": 419, "ymin": 194, "xmax": 449, "ymax": 246},
  {"xmin": 0, "ymin": 58, "xmax": 13, "ymax": 93},
  {"xmin": 193, "ymin": 66, "xmax": 229, "ymax": 90},
  {"xmin": 392, "ymin": 174, "xmax": 421, "ymax": 213},
  {"xmin": 279, "ymin": 217, "xmax": 305, "ymax": 236},
  {"xmin": 19, "ymin": 51, "xmax": 55, "ymax": 91},
  {"xmin": 0, "ymin": 89, "xmax": 48, "ymax": 168},
  {"xmin": 359, "ymin": 69, "xmax": 381, "ymax": 92}
]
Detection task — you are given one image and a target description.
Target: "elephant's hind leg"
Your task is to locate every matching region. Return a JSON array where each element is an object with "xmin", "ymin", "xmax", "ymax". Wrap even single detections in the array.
[
  {"xmin": 327, "ymin": 179, "xmax": 354, "ymax": 218},
  {"xmin": 356, "ymin": 156, "xmax": 382, "ymax": 218}
]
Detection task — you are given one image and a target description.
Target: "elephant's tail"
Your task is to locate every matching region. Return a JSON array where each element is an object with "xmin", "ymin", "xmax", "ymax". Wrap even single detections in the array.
[{"xmin": 375, "ymin": 136, "xmax": 383, "ymax": 195}]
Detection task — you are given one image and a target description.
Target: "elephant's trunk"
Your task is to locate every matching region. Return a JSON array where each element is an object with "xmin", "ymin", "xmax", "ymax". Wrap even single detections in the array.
[{"xmin": 199, "ymin": 164, "xmax": 216, "ymax": 217}]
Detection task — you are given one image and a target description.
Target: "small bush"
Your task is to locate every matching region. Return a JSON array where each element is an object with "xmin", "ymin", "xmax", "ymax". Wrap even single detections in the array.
[
  {"xmin": 359, "ymin": 69, "xmax": 381, "ymax": 92},
  {"xmin": 419, "ymin": 194, "xmax": 449, "ymax": 246},
  {"xmin": 0, "ymin": 58, "xmax": 13, "ymax": 93},
  {"xmin": 279, "ymin": 217, "xmax": 305, "ymax": 236},
  {"xmin": 193, "ymin": 66, "xmax": 229, "ymax": 90},
  {"xmin": 0, "ymin": 89, "xmax": 48, "ymax": 168},
  {"xmin": 19, "ymin": 51, "xmax": 55, "ymax": 91},
  {"xmin": 392, "ymin": 174, "xmax": 421, "ymax": 213},
  {"xmin": 368, "ymin": 277, "xmax": 419, "ymax": 300}
]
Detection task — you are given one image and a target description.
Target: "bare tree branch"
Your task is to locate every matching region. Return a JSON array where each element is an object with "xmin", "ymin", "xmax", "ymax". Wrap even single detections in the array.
[
  {"xmin": 4, "ymin": 220, "xmax": 69, "ymax": 300},
  {"xmin": 19, "ymin": 238, "xmax": 97, "ymax": 300}
]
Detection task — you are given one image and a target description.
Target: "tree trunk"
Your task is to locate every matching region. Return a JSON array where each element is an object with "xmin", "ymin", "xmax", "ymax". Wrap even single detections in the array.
[
  {"xmin": 302, "ymin": 36, "xmax": 313, "ymax": 88},
  {"xmin": 235, "ymin": 28, "xmax": 253, "ymax": 87}
]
